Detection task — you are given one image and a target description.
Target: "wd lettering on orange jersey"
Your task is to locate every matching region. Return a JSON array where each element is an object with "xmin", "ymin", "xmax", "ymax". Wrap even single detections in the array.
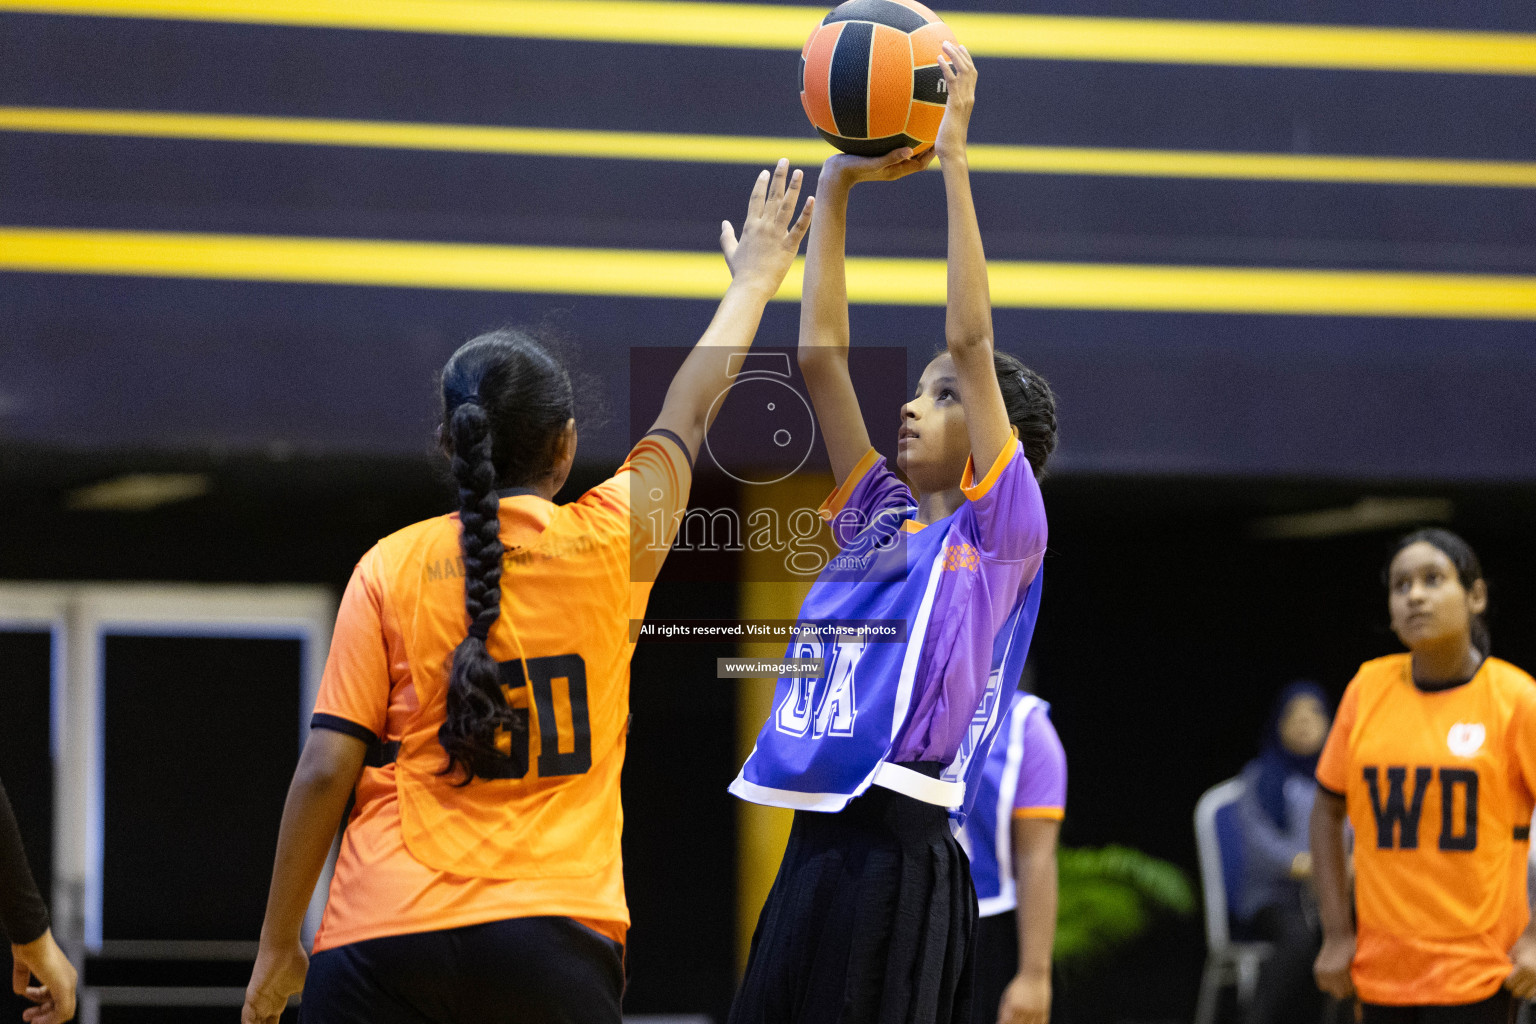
[
  {"xmin": 1360, "ymin": 764, "xmax": 1478, "ymax": 851},
  {"xmin": 1316, "ymin": 654, "xmax": 1536, "ymax": 1006}
]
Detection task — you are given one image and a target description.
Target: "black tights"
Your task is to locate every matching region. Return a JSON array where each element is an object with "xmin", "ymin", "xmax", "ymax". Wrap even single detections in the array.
[{"xmin": 1360, "ymin": 990, "xmax": 1519, "ymax": 1024}]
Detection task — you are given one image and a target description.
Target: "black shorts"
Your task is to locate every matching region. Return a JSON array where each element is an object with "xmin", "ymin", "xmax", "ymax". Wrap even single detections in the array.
[
  {"xmin": 299, "ymin": 915, "xmax": 624, "ymax": 1024},
  {"xmin": 729, "ymin": 767, "xmax": 976, "ymax": 1024},
  {"xmin": 1360, "ymin": 990, "xmax": 1519, "ymax": 1024}
]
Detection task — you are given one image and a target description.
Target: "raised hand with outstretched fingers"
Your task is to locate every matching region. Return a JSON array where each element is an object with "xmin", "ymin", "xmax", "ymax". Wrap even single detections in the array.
[
  {"xmin": 934, "ymin": 39, "xmax": 978, "ymax": 165},
  {"xmin": 719, "ymin": 158, "xmax": 815, "ymax": 295}
]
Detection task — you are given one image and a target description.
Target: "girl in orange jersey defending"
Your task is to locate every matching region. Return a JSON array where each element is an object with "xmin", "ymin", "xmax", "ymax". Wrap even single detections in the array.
[
  {"xmin": 1312, "ymin": 529, "xmax": 1536, "ymax": 1023},
  {"xmin": 239, "ymin": 162, "xmax": 812, "ymax": 1024}
]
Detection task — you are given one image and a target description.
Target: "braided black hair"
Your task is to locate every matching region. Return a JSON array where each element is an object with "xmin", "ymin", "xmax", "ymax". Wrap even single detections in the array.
[
  {"xmin": 436, "ymin": 328, "xmax": 574, "ymax": 783},
  {"xmin": 992, "ymin": 350, "xmax": 1058, "ymax": 480},
  {"xmin": 1386, "ymin": 528, "xmax": 1491, "ymax": 657}
]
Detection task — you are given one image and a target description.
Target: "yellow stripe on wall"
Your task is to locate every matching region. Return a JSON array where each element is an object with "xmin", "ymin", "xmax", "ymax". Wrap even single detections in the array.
[
  {"xmin": 0, "ymin": 107, "xmax": 823, "ymax": 169},
  {"xmin": 3, "ymin": 0, "xmax": 1536, "ymax": 74},
  {"xmin": 5, "ymin": 227, "xmax": 1536, "ymax": 320},
  {"xmin": 7, "ymin": 107, "xmax": 1536, "ymax": 189},
  {"xmin": 0, "ymin": 228, "xmax": 745, "ymax": 298}
]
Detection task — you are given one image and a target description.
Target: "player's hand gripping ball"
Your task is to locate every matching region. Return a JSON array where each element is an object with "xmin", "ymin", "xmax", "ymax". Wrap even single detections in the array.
[{"xmin": 800, "ymin": 0, "xmax": 959, "ymax": 156}]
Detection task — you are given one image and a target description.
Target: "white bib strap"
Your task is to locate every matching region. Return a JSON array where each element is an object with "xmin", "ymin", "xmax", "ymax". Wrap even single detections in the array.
[{"xmin": 872, "ymin": 761, "xmax": 965, "ymax": 808}]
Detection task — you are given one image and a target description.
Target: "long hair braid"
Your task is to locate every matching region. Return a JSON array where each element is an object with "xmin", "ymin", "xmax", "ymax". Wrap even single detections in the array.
[
  {"xmin": 438, "ymin": 399, "xmax": 517, "ymax": 782},
  {"xmin": 434, "ymin": 328, "xmax": 575, "ymax": 783}
]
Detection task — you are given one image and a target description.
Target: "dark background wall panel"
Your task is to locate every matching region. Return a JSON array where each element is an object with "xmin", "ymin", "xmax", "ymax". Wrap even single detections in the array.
[
  {"xmin": 101, "ymin": 635, "xmax": 300, "ymax": 940},
  {"xmin": 5, "ymin": 133, "xmax": 1536, "ymax": 272},
  {"xmin": 0, "ymin": 133, "xmax": 797, "ymax": 251},
  {"xmin": 997, "ymin": 62, "xmax": 1536, "ymax": 162},
  {"xmin": 622, "ymin": 579, "xmax": 740, "ymax": 1016},
  {"xmin": 1004, "ymin": 311, "xmax": 1535, "ymax": 479},
  {"xmin": 3, "ymin": 273, "xmax": 1532, "ymax": 479},
  {"xmin": 0, "ymin": 274, "xmax": 762, "ymax": 457},
  {"xmin": 6, "ymin": 13, "xmax": 1536, "ymax": 160},
  {"xmin": 0, "ymin": 15, "xmax": 813, "ymax": 137},
  {"xmin": 962, "ymin": 174, "xmax": 1536, "ymax": 271}
]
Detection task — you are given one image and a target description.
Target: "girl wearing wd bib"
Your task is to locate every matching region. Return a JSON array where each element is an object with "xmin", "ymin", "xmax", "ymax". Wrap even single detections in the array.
[
  {"xmin": 1312, "ymin": 530, "xmax": 1536, "ymax": 1023},
  {"xmin": 727, "ymin": 44, "xmax": 1056, "ymax": 1024},
  {"xmin": 240, "ymin": 163, "xmax": 813, "ymax": 1024}
]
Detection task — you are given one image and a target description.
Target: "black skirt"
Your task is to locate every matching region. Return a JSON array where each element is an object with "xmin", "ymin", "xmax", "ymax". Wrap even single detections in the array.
[{"xmin": 729, "ymin": 768, "xmax": 977, "ymax": 1024}]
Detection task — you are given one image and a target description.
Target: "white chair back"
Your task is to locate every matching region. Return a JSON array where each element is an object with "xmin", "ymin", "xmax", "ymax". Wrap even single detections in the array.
[{"xmin": 1194, "ymin": 776, "xmax": 1246, "ymax": 953}]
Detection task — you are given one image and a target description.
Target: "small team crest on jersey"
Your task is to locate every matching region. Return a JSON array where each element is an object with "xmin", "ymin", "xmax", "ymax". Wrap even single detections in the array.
[{"xmin": 1446, "ymin": 722, "xmax": 1486, "ymax": 757}]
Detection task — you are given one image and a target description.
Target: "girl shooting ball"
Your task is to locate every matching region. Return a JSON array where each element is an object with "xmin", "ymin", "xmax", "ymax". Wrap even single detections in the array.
[{"xmin": 725, "ymin": 43, "xmax": 1059, "ymax": 1024}]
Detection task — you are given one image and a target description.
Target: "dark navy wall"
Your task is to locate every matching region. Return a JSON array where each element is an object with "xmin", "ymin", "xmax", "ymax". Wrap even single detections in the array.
[
  {"xmin": 2, "ymin": 5, "xmax": 1533, "ymax": 479},
  {"xmin": 5, "ymin": 275, "xmax": 1532, "ymax": 478}
]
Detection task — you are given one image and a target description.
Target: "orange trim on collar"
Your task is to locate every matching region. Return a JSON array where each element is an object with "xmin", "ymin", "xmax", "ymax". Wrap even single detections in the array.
[
  {"xmin": 960, "ymin": 429, "xmax": 1021, "ymax": 503},
  {"xmin": 818, "ymin": 447, "xmax": 883, "ymax": 521}
]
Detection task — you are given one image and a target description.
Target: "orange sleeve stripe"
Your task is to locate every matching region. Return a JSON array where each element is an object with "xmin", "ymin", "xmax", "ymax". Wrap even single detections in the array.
[
  {"xmin": 1013, "ymin": 806, "xmax": 1065, "ymax": 820},
  {"xmin": 960, "ymin": 428, "xmax": 1021, "ymax": 502},
  {"xmin": 636, "ymin": 429, "xmax": 694, "ymax": 477},
  {"xmin": 819, "ymin": 447, "xmax": 882, "ymax": 520}
]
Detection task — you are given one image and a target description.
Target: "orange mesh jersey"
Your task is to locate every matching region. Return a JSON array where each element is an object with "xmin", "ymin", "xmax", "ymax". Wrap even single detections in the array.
[
  {"xmin": 309, "ymin": 433, "xmax": 691, "ymax": 952},
  {"xmin": 1316, "ymin": 654, "xmax": 1536, "ymax": 1005}
]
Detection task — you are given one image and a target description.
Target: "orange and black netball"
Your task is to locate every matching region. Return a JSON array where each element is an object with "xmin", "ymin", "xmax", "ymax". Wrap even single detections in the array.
[{"xmin": 800, "ymin": 0, "xmax": 958, "ymax": 156}]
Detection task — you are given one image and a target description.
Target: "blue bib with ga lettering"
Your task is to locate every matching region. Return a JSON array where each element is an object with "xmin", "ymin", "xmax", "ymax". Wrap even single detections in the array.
[{"xmin": 728, "ymin": 497, "xmax": 1042, "ymax": 823}]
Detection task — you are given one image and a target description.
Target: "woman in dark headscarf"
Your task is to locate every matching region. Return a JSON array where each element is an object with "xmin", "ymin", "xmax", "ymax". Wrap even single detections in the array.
[{"xmin": 1235, "ymin": 681, "xmax": 1333, "ymax": 1024}]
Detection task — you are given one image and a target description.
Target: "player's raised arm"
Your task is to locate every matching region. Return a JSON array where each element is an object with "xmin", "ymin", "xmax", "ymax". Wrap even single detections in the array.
[
  {"xmin": 934, "ymin": 41, "xmax": 1012, "ymax": 476},
  {"xmin": 654, "ymin": 159, "xmax": 813, "ymax": 460},
  {"xmin": 792, "ymin": 147, "xmax": 932, "ymax": 484}
]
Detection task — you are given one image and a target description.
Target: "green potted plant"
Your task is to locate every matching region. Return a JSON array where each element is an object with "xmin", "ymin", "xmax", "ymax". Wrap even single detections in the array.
[{"xmin": 1054, "ymin": 844, "xmax": 1196, "ymax": 964}]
